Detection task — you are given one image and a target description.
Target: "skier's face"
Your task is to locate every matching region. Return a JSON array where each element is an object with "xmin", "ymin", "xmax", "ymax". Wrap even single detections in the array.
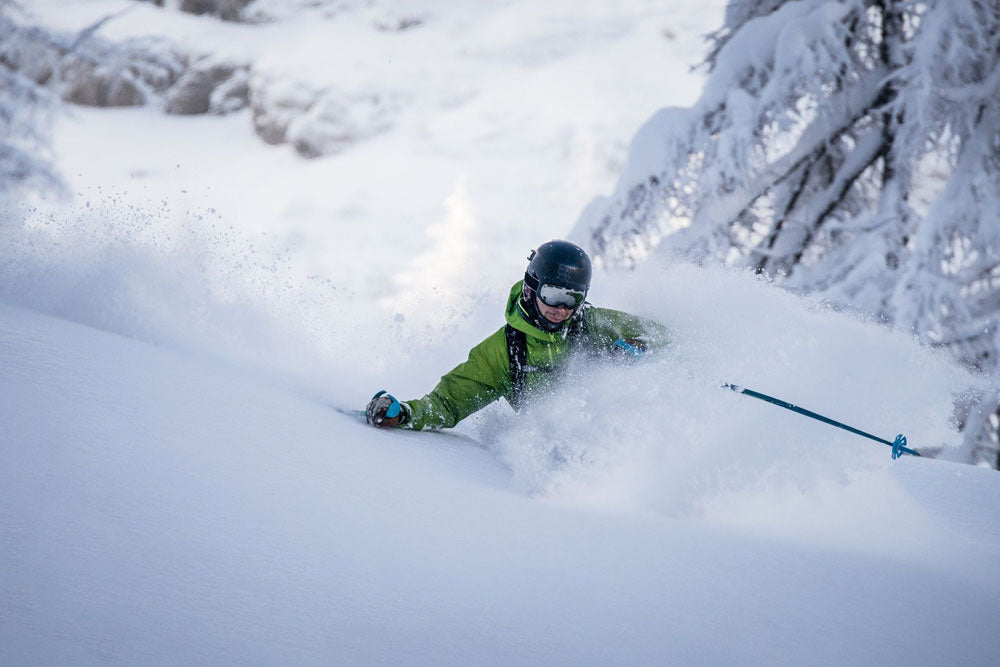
[{"xmin": 536, "ymin": 296, "xmax": 574, "ymax": 324}]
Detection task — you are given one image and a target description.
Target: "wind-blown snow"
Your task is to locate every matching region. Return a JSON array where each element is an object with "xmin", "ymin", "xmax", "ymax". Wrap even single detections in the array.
[{"xmin": 3, "ymin": 1, "xmax": 1000, "ymax": 665}]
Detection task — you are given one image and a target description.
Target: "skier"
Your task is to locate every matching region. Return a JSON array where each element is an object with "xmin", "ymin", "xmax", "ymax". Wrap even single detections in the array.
[{"xmin": 366, "ymin": 239, "xmax": 670, "ymax": 429}]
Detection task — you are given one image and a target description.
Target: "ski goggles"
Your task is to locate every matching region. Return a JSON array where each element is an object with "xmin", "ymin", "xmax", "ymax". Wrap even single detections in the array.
[{"xmin": 537, "ymin": 284, "xmax": 586, "ymax": 309}]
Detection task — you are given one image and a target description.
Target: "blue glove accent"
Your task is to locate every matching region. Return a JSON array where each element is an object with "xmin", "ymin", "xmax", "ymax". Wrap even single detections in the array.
[
  {"xmin": 611, "ymin": 338, "xmax": 644, "ymax": 357},
  {"xmin": 372, "ymin": 389, "xmax": 401, "ymax": 418}
]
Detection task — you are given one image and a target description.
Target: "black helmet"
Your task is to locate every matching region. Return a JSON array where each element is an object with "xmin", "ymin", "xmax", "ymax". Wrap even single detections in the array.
[{"xmin": 521, "ymin": 240, "xmax": 592, "ymax": 331}]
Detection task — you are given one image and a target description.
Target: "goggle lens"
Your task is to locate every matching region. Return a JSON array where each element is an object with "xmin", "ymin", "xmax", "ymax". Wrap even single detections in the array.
[{"xmin": 538, "ymin": 284, "xmax": 586, "ymax": 309}]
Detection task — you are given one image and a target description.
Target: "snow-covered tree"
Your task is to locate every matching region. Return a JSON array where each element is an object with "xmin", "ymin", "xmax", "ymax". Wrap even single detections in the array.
[
  {"xmin": 1, "ymin": 0, "xmax": 186, "ymax": 223},
  {"xmin": 0, "ymin": 0, "xmax": 62, "ymax": 221},
  {"xmin": 575, "ymin": 0, "xmax": 1000, "ymax": 467}
]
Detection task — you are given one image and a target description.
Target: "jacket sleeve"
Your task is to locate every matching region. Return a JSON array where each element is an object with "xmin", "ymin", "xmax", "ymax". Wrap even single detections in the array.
[
  {"xmin": 585, "ymin": 307, "xmax": 671, "ymax": 352},
  {"xmin": 403, "ymin": 328, "xmax": 510, "ymax": 430}
]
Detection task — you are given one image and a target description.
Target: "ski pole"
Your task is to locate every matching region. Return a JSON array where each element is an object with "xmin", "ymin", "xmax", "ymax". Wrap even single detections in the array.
[{"xmin": 723, "ymin": 383, "xmax": 920, "ymax": 459}]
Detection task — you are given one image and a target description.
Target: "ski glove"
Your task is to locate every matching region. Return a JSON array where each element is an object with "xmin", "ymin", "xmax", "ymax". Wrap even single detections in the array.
[
  {"xmin": 610, "ymin": 338, "xmax": 647, "ymax": 359},
  {"xmin": 366, "ymin": 390, "xmax": 410, "ymax": 428}
]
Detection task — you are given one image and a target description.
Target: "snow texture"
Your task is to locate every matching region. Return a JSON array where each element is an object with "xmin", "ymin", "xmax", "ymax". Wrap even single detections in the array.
[{"xmin": 2, "ymin": 259, "xmax": 999, "ymax": 666}]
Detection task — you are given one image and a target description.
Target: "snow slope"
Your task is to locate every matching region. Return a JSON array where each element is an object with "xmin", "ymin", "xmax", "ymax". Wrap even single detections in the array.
[{"xmin": 3, "ymin": 273, "xmax": 1000, "ymax": 665}]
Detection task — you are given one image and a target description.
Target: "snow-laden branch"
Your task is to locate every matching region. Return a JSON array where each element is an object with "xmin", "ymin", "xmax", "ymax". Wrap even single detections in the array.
[{"xmin": 576, "ymin": 0, "xmax": 1000, "ymax": 466}]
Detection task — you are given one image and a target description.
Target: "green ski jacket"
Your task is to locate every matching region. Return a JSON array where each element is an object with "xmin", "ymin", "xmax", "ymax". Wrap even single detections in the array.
[{"xmin": 403, "ymin": 281, "xmax": 669, "ymax": 430}]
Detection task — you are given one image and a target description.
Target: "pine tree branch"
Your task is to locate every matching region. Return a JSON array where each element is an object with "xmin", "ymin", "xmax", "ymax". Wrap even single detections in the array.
[
  {"xmin": 791, "ymin": 129, "xmax": 887, "ymax": 265},
  {"xmin": 751, "ymin": 147, "xmax": 820, "ymax": 274},
  {"xmin": 746, "ymin": 1, "xmax": 910, "ymax": 278},
  {"xmin": 697, "ymin": 64, "xmax": 890, "ymax": 232}
]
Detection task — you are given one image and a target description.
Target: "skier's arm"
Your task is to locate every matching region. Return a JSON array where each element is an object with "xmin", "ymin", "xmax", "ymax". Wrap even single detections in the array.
[
  {"xmin": 586, "ymin": 307, "xmax": 671, "ymax": 353},
  {"xmin": 403, "ymin": 329, "xmax": 509, "ymax": 430}
]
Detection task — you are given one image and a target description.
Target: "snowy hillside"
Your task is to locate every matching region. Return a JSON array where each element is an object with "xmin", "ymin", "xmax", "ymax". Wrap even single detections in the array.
[
  {"xmin": 4, "ymin": 259, "xmax": 1000, "ymax": 664},
  {"xmin": 3, "ymin": 282, "xmax": 1000, "ymax": 664},
  {"xmin": 3, "ymin": 1, "xmax": 1000, "ymax": 664}
]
